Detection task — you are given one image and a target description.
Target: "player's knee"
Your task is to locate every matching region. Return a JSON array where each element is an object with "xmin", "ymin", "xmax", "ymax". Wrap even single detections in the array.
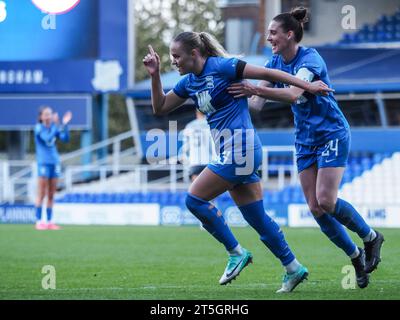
[
  {"xmin": 308, "ymin": 202, "xmax": 324, "ymax": 217},
  {"xmin": 185, "ymin": 193, "xmax": 204, "ymax": 213},
  {"xmin": 317, "ymin": 195, "xmax": 336, "ymax": 213},
  {"xmin": 185, "ymin": 193, "xmax": 216, "ymax": 224},
  {"xmin": 37, "ymin": 192, "xmax": 46, "ymax": 202}
]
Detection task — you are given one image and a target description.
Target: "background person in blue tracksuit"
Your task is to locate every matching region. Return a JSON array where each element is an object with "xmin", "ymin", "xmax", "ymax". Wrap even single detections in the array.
[
  {"xmin": 34, "ymin": 106, "xmax": 72, "ymax": 230},
  {"xmin": 228, "ymin": 7, "xmax": 384, "ymax": 289},
  {"xmin": 143, "ymin": 31, "xmax": 332, "ymax": 292}
]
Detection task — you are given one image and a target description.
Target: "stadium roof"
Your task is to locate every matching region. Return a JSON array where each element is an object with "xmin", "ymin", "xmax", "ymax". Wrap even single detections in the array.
[{"xmin": 127, "ymin": 48, "xmax": 400, "ymax": 98}]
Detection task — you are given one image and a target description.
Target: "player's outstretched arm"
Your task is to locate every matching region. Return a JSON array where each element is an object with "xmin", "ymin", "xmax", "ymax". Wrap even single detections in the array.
[
  {"xmin": 143, "ymin": 45, "xmax": 186, "ymax": 116},
  {"xmin": 242, "ymin": 64, "xmax": 333, "ymax": 96},
  {"xmin": 228, "ymin": 80, "xmax": 305, "ymax": 104},
  {"xmin": 227, "ymin": 80, "xmax": 295, "ymax": 108}
]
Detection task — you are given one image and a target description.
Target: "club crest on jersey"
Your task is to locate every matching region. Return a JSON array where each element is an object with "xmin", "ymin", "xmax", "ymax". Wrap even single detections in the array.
[
  {"xmin": 195, "ymin": 90, "xmax": 215, "ymax": 114},
  {"xmin": 205, "ymin": 76, "xmax": 214, "ymax": 89}
]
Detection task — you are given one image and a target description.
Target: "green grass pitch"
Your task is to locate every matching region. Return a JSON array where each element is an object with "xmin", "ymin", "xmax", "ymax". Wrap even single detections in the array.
[{"xmin": 0, "ymin": 225, "xmax": 399, "ymax": 300}]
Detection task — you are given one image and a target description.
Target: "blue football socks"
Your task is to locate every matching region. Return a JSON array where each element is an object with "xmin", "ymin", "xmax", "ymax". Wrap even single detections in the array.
[
  {"xmin": 315, "ymin": 213, "xmax": 357, "ymax": 256},
  {"xmin": 186, "ymin": 193, "xmax": 239, "ymax": 251},
  {"xmin": 331, "ymin": 198, "xmax": 372, "ymax": 239},
  {"xmin": 239, "ymin": 200, "xmax": 295, "ymax": 266}
]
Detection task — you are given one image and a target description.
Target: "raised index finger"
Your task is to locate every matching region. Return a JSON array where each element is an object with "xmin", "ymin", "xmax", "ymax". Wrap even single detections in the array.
[{"xmin": 148, "ymin": 45, "xmax": 155, "ymax": 55}]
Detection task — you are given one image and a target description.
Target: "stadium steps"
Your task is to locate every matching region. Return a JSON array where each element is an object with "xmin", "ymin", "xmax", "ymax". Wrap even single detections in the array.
[
  {"xmin": 339, "ymin": 151, "xmax": 400, "ymax": 204},
  {"xmin": 56, "ymin": 152, "xmax": 391, "ymax": 205},
  {"xmin": 336, "ymin": 9, "xmax": 400, "ymax": 45}
]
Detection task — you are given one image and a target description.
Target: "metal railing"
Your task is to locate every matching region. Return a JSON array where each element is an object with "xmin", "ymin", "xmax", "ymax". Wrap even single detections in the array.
[
  {"xmin": 1, "ymin": 144, "xmax": 299, "ymax": 203},
  {"xmin": 64, "ymin": 163, "xmax": 190, "ymax": 193},
  {"xmin": 261, "ymin": 146, "xmax": 298, "ymax": 189},
  {"xmin": 1, "ymin": 129, "xmax": 141, "ymax": 203},
  {"xmin": 0, "ymin": 161, "xmax": 36, "ymax": 203}
]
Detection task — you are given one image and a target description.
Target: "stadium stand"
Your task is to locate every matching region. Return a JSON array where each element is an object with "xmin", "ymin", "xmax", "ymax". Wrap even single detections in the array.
[
  {"xmin": 337, "ymin": 9, "xmax": 400, "ymax": 45},
  {"xmin": 340, "ymin": 152, "xmax": 400, "ymax": 205},
  {"xmin": 2, "ymin": 3, "xmax": 400, "ymax": 229},
  {"xmin": 55, "ymin": 151, "xmax": 393, "ymax": 205}
]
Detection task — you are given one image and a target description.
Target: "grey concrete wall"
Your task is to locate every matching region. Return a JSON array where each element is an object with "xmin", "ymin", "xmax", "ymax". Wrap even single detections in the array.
[{"xmin": 302, "ymin": 0, "xmax": 400, "ymax": 46}]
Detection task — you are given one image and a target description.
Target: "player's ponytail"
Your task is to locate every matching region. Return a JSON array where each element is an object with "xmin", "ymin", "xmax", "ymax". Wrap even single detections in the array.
[
  {"xmin": 273, "ymin": 6, "xmax": 309, "ymax": 43},
  {"xmin": 173, "ymin": 31, "xmax": 228, "ymax": 58},
  {"xmin": 198, "ymin": 32, "xmax": 228, "ymax": 57}
]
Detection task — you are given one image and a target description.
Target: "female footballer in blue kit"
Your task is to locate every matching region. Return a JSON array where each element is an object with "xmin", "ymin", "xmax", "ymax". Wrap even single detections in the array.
[
  {"xmin": 34, "ymin": 106, "xmax": 72, "ymax": 230},
  {"xmin": 143, "ymin": 31, "xmax": 333, "ymax": 292},
  {"xmin": 228, "ymin": 7, "xmax": 384, "ymax": 289}
]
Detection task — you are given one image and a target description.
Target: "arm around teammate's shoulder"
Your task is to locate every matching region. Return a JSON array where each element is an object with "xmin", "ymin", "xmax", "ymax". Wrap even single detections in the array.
[{"xmin": 242, "ymin": 63, "xmax": 333, "ymax": 96}]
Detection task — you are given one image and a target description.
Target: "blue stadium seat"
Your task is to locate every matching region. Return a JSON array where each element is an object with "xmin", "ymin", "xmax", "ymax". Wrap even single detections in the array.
[
  {"xmin": 376, "ymin": 24, "xmax": 386, "ymax": 33},
  {"xmin": 119, "ymin": 193, "xmax": 131, "ymax": 203},
  {"xmin": 71, "ymin": 193, "xmax": 82, "ymax": 202},
  {"xmin": 281, "ymin": 192, "xmax": 291, "ymax": 204},
  {"xmin": 361, "ymin": 161, "xmax": 371, "ymax": 171},
  {"xmin": 130, "ymin": 192, "xmax": 140, "ymax": 203},
  {"xmin": 342, "ymin": 171, "xmax": 352, "ymax": 184},
  {"xmin": 383, "ymin": 152, "xmax": 392, "ymax": 159},
  {"xmin": 177, "ymin": 191, "xmax": 187, "ymax": 205},
  {"xmin": 335, "ymin": 11, "xmax": 400, "ymax": 45},
  {"xmin": 372, "ymin": 153, "xmax": 383, "ymax": 164},
  {"xmin": 159, "ymin": 192, "xmax": 169, "ymax": 205},
  {"xmin": 269, "ymin": 192, "xmax": 280, "ymax": 204},
  {"xmin": 378, "ymin": 15, "xmax": 389, "ymax": 25},
  {"xmin": 385, "ymin": 24, "xmax": 394, "ymax": 33},
  {"xmin": 269, "ymin": 155, "xmax": 279, "ymax": 165},
  {"xmin": 277, "ymin": 156, "xmax": 285, "ymax": 165},
  {"xmin": 81, "ymin": 193, "xmax": 90, "ymax": 202},
  {"xmin": 109, "ymin": 193, "xmax": 119, "ymax": 203},
  {"xmin": 349, "ymin": 163, "xmax": 362, "ymax": 177},
  {"xmin": 340, "ymin": 33, "xmax": 352, "ymax": 44},
  {"xmin": 291, "ymin": 187, "xmax": 305, "ymax": 203},
  {"xmin": 56, "ymin": 196, "xmax": 65, "ymax": 203}
]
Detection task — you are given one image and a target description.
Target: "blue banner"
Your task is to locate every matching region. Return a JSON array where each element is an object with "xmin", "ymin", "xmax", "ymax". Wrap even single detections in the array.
[
  {"xmin": 0, "ymin": 0, "xmax": 128, "ymax": 93},
  {"xmin": 0, "ymin": 94, "xmax": 92, "ymax": 130}
]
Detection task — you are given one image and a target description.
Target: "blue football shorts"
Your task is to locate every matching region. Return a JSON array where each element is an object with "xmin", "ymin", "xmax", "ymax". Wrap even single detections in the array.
[
  {"xmin": 295, "ymin": 134, "xmax": 350, "ymax": 173},
  {"xmin": 38, "ymin": 163, "xmax": 61, "ymax": 179},
  {"xmin": 207, "ymin": 147, "xmax": 262, "ymax": 187}
]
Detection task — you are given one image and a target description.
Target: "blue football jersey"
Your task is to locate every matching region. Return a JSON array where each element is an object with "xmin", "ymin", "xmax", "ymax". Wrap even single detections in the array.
[
  {"xmin": 34, "ymin": 123, "xmax": 70, "ymax": 165},
  {"xmin": 173, "ymin": 56, "xmax": 262, "ymax": 156},
  {"xmin": 266, "ymin": 46, "xmax": 349, "ymax": 146}
]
